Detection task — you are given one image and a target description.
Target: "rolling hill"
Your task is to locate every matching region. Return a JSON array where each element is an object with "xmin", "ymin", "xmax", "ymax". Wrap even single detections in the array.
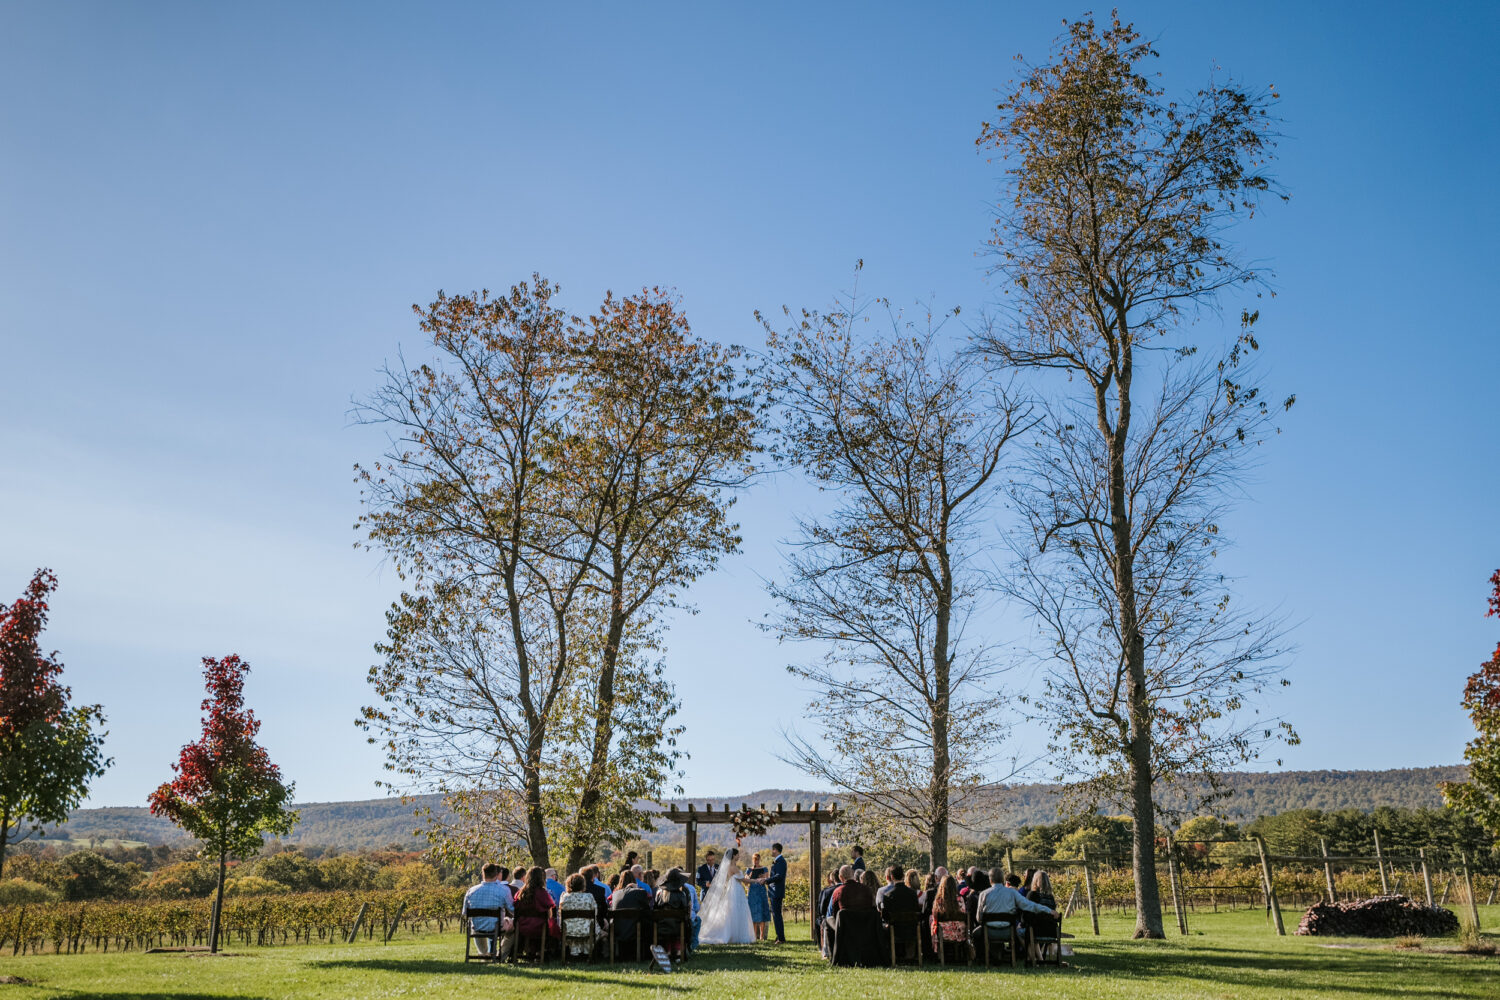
[{"xmin": 43, "ymin": 765, "xmax": 1465, "ymax": 851}]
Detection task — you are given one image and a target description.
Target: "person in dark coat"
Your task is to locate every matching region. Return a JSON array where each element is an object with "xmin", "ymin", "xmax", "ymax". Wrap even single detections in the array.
[
  {"xmin": 695, "ymin": 849, "xmax": 720, "ymax": 893},
  {"xmin": 610, "ymin": 874, "xmax": 654, "ymax": 959}
]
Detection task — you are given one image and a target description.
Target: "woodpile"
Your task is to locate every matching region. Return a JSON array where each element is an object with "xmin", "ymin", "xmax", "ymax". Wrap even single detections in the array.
[{"xmin": 1294, "ymin": 895, "xmax": 1459, "ymax": 937}]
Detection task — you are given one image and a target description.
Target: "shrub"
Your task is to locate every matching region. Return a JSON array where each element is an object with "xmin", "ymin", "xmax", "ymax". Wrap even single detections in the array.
[
  {"xmin": 0, "ymin": 878, "xmax": 57, "ymax": 905},
  {"xmin": 223, "ymin": 876, "xmax": 291, "ymax": 896}
]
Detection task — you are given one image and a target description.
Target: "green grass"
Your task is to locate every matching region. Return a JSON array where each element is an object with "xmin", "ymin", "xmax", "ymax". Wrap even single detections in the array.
[{"xmin": 0, "ymin": 908, "xmax": 1495, "ymax": 999}]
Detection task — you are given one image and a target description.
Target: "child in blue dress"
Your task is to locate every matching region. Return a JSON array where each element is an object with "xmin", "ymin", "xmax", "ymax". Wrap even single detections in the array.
[{"xmin": 745, "ymin": 851, "xmax": 771, "ymax": 941}]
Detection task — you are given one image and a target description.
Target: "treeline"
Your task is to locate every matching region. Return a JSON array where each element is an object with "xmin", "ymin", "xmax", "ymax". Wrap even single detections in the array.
[{"xmin": 45, "ymin": 767, "xmax": 1468, "ymax": 852}]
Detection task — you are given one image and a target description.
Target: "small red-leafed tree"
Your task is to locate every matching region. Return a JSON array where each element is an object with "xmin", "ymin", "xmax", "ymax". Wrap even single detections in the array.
[
  {"xmin": 0, "ymin": 570, "xmax": 110, "ymax": 879},
  {"xmin": 1442, "ymin": 570, "xmax": 1500, "ymax": 834},
  {"xmin": 149, "ymin": 655, "xmax": 297, "ymax": 953}
]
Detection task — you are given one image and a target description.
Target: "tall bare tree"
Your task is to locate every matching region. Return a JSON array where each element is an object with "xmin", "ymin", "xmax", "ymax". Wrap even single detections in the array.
[
  {"xmin": 761, "ymin": 290, "xmax": 1029, "ymax": 867},
  {"xmin": 975, "ymin": 16, "xmax": 1294, "ymax": 937},
  {"xmin": 357, "ymin": 278, "xmax": 755, "ymax": 868}
]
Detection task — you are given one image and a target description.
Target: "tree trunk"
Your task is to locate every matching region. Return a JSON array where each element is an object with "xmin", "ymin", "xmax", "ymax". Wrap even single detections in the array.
[
  {"xmin": 523, "ymin": 727, "xmax": 550, "ymax": 867},
  {"xmin": 209, "ymin": 848, "xmax": 226, "ymax": 954},
  {"xmin": 567, "ymin": 586, "xmax": 627, "ymax": 875},
  {"xmin": 929, "ymin": 577, "xmax": 952, "ymax": 871}
]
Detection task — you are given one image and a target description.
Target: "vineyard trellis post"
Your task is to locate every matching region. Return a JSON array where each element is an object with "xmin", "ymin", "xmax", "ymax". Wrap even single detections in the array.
[
  {"xmin": 1319, "ymin": 838, "xmax": 1336, "ymax": 903},
  {"xmin": 346, "ymin": 902, "xmax": 369, "ymax": 944},
  {"xmin": 1166, "ymin": 837, "xmax": 1187, "ymax": 935},
  {"xmin": 1252, "ymin": 834, "xmax": 1285, "ymax": 935},
  {"xmin": 1461, "ymin": 853, "xmax": 1481, "ymax": 930},
  {"xmin": 1418, "ymin": 849, "xmax": 1434, "ymax": 906},
  {"xmin": 1373, "ymin": 829, "xmax": 1389, "ymax": 894},
  {"xmin": 1081, "ymin": 848, "xmax": 1100, "ymax": 935}
]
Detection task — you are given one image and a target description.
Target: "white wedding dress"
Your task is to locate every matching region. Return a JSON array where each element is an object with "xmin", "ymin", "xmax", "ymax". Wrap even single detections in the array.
[{"xmin": 698, "ymin": 848, "xmax": 755, "ymax": 944}]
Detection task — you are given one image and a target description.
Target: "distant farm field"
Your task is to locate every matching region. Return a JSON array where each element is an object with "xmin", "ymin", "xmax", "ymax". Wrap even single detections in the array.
[{"xmin": 0, "ymin": 908, "xmax": 1494, "ymax": 999}]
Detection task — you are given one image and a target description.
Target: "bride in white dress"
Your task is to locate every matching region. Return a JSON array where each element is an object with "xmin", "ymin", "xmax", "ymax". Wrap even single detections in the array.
[{"xmin": 698, "ymin": 847, "xmax": 756, "ymax": 944}]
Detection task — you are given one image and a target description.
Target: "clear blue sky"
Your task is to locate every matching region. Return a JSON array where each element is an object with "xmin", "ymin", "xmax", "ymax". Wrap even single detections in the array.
[{"xmin": 2, "ymin": 1, "xmax": 1496, "ymax": 810}]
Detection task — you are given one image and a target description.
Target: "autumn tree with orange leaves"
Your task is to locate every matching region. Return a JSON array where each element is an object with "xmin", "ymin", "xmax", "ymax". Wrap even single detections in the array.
[{"xmin": 1442, "ymin": 570, "xmax": 1500, "ymax": 835}]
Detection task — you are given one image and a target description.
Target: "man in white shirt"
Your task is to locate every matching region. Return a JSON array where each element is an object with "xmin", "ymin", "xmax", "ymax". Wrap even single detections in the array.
[{"xmin": 971, "ymin": 866, "xmax": 1056, "ymax": 955}]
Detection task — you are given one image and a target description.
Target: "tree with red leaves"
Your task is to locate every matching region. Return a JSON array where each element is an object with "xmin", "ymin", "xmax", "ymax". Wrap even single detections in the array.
[
  {"xmin": 149, "ymin": 655, "xmax": 296, "ymax": 953},
  {"xmin": 0, "ymin": 569, "xmax": 110, "ymax": 879},
  {"xmin": 1442, "ymin": 570, "xmax": 1500, "ymax": 835}
]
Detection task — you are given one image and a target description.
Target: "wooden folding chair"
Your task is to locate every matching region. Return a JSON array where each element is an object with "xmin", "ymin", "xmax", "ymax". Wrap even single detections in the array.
[
  {"xmin": 461, "ymin": 908, "xmax": 507, "ymax": 963},
  {"xmin": 979, "ymin": 912, "xmax": 1020, "ymax": 969},
  {"xmin": 883, "ymin": 909, "xmax": 923, "ymax": 967}
]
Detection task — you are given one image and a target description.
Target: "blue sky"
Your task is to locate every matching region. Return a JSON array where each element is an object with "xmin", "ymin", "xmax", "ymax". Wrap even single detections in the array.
[{"xmin": 2, "ymin": 1, "xmax": 1496, "ymax": 810}]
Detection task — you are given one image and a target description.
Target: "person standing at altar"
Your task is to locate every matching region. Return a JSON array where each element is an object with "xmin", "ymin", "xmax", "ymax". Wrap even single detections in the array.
[
  {"xmin": 696, "ymin": 849, "xmax": 720, "ymax": 892},
  {"xmin": 766, "ymin": 842, "xmax": 788, "ymax": 944}
]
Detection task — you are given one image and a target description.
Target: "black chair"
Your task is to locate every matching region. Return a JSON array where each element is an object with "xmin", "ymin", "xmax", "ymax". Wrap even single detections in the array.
[
  {"xmin": 650, "ymin": 906, "xmax": 692, "ymax": 962},
  {"xmin": 883, "ymin": 908, "xmax": 923, "ymax": 967},
  {"xmin": 609, "ymin": 905, "xmax": 649, "ymax": 963},
  {"xmin": 1027, "ymin": 911, "xmax": 1064, "ymax": 966},
  {"xmin": 461, "ymin": 907, "xmax": 508, "ymax": 963},
  {"xmin": 828, "ymin": 908, "xmax": 882, "ymax": 967},
  {"xmin": 977, "ymin": 912, "xmax": 1020, "ymax": 969}
]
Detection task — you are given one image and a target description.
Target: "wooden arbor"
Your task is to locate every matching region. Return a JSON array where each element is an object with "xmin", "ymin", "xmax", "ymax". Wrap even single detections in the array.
[{"xmin": 663, "ymin": 801, "xmax": 840, "ymax": 909}]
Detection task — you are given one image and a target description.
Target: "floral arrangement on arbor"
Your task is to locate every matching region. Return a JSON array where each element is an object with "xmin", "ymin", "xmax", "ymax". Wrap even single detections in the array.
[{"xmin": 730, "ymin": 807, "xmax": 772, "ymax": 842}]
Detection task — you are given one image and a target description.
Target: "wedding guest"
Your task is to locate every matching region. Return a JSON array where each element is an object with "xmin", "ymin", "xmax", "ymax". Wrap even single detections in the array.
[
  {"xmin": 963, "ymin": 869, "xmax": 991, "ymax": 924},
  {"xmin": 583, "ymin": 864, "xmax": 610, "ymax": 918},
  {"xmin": 653, "ymin": 869, "xmax": 694, "ymax": 958},
  {"xmin": 918, "ymin": 872, "xmax": 938, "ymax": 918},
  {"xmin": 643, "ymin": 868, "xmax": 660, "ymax": 892},
  {"xmin": 877, "ymin": 864, "xmax": 920, "ymax": 960},
  {"xmin": 631, "ymin": 864, "xmax": 649, "ymax": 890},
  {"xmin": 545, "ymin": 867, "xmax": 565, "ymax": 902},
  {"xmin": 514, "ymin": 866, "xmax": 560, "ymax": 957},
  {"xmin": 609, "ymin": 869, "xmax": 654, "ymax": 960},
  {"xmin": 934, "ymin": 865, "xmax": 949, "ymax": 884},
  {"xmin": 559, "ymin": 873, "xmax": 601, "ymax": 959},
  {"xmin": 461, "ymin": 863, "xmax": 514, "ymax": 959},
  {"xmin": 929, "ymin": 875, "xmax": 967, "ymax": 961},
  {"xmin": 830, "ymin": 864, "xmax": 875, "ymax": 913},
  {"xmin": 1022, "ymin": 868, "xmax": 1037, "ymax": 897},
  {"xmin": 608, "ymin": 872, "xmax": 622, "ymax": 892},
  {"xmin": 971, "ymin": 866, "xmax": 1057, "ymax": 956},
  {"xmin": 815, "ymin": 871, "xmax": 839, "ymax": 950},
  {"xmin": 621, "ymin": 850, "xmax": 640, "ymax": 874},
  {"xmin": 668, "ymin": 866, "xmax": 702, "ymax": 949},
  {"xmin": 903, "ymin": 869, "xmax": 922, "ymax": 895},
  {"xmin": 745, "ymin": 851, "xmax": 771, "ymax": 941},
  {"xmin": 860, "ymin": 867, "xmax": 881, "ymax": 899},
  {"xmin": 1023, "ymin": 870, "xmax": 1060, "ymax": 962},
  {"xmin": 851, "ymin": 845, "xmax": 866, "ymax": 872},
  {"xmin": 1005, "ymin": 873, "xmax": 1022, "ymax": 889}
]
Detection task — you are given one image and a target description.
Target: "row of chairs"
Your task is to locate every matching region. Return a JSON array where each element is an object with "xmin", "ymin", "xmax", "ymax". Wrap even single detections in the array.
[
  {"xmin": 462, "ymin": 906, "xmax": 694, "ymax": 965},
  {"xmin": 823, "ymin": 908, "xmax": 1065, "ymax": 969}
]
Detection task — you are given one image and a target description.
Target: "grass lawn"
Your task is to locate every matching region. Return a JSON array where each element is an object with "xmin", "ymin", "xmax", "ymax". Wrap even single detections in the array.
[{"xmin": 0, "ymin": 908, "xmax": 1495, "ymax": 999}]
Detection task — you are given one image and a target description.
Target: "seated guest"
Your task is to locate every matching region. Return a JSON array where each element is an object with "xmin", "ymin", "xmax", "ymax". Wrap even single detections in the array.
[
  {"xmin": 583, "ymin": 864, "xmax": 610, "ymax": 919},
  {"xmin": 957, "ymin": 866, "xmax": 976, "ymax": 894},
  {"xmin": 545, "ymin": 867, "xmax": 566, "ymax": 902},
  {"xmin": 815, "ymin": 871, "xmax": 839, "ymax": 951},
  {"xmin": 827, "ymin": 864, "xmax": 879, "ymax": 967},
  {"xmin": 915, "ymin": 870, "xmax": 936, "ymax": 954},
  {"xmin": 608, "ymin": 872, "xmax": 622, "ymax": 892},
  {"xmin": 903, "ymin": 869, "xmax": 922, "ymax": 896},
  {"xmin": 630, "ymin": 864, "xmax": 650, "ymax": 890},
  {"xmin": 962, "ymin": 869, "xmax": 991, "ymax": 925},
  {"xmin": 929, "ymin": 874, "xmax": 968, "ymax": 961},
  {"xmin": 461, "ymin": 862, "xmax": 514, "ymax": 959},
  {"xmin": 643, "ymin": 868, "xmax": 660, "ymax": 892},
  {"xmin": 1005, "ymin": 873, "xmax": 1022, "ymax": 889},
  {"xmin": 609, "ymin": 867, "xmax": 654, "ymax": 959},
  {"xmin": 513, "ymin": 866, "xmax": 560, "ymax": 955},
  {"xmin": 1023, "ymin": 870, "xmax": 1060, "ymax": 962},
  {"xmin": 876, "ymin": 865, "xmax": 918, "ymax": 916},
  {"xmin": 877, "ymin": 864, "xmax": 920, "ymax": 961},
  {"xmin": 970, "ymin": 866, "xmax": 1057, "ymax": 956},
  {"xmin": 1021, "ymin": 868, "xmax": 1037, "ymax": 898},
  {"xmin": 559, "ymin": 873, "xmax": 602, "ymax": 959},
  {"xmin": 653, "ymin": 869, "xmax": 693, "ymax": 958},
  {"xmin": 667, "ymin": 866, "xmax": 702, "ymax": 949}
]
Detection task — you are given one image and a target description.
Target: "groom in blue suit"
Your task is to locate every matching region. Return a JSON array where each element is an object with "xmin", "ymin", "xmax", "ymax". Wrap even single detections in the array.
[{"xmin": 766, "ymin": 842, "xmax": 788, "ymax": 944}]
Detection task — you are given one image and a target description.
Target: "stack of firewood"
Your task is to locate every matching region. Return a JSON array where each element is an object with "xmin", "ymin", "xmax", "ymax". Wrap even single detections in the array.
[{"xmin": 1295, "ymin": 895, "xmax": 1459, "ymax": 937}]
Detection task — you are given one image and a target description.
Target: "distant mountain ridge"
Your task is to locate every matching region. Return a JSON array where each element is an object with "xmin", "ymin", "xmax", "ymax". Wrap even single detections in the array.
[{"xmin": 47, "ymin": 766, "xmax": 1465, "ymax": 851}]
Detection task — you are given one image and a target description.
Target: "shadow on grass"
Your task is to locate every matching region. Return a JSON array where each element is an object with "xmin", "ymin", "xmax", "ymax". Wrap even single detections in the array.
[{"xmin": 1071, "ymin": 943, "xmax": 1494, "ymax": 997}]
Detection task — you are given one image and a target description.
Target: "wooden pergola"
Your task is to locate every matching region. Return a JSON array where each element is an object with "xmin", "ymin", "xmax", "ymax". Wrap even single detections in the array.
[{"xmin": 663, "ymin": 801, "xmax": 840, "ymax": 902}]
